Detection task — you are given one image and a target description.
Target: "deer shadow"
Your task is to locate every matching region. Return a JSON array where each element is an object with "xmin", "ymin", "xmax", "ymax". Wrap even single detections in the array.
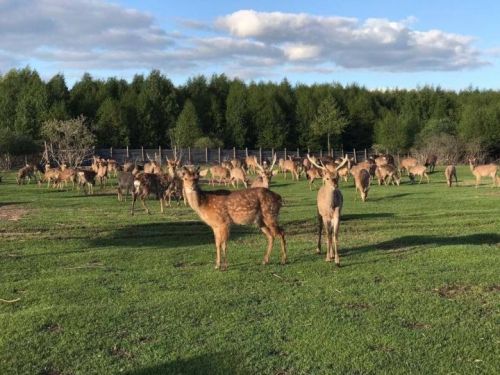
[
  {"xmin": 344, "ymin": 233, "xmax": 500, "ymax": 256},
  {"xmin": 126, "ymin": 352, "xmax": 251, "ymax": 375},
  {"xmin": 0, "ymin": 201, "xmax": 30, "ymax": 207},
  {"xmin": 89, "ymin": 221, "xmax": 255, "ymax": 250}
]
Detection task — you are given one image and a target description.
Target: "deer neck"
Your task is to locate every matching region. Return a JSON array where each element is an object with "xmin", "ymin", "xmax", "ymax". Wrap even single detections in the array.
[
  {"xmin": 183, "ymin": 184, "xmax": 205, "ymax": 213},
  {"xmin": 469, "ymin": 161, "xmax": 475, "ymax": 172}
]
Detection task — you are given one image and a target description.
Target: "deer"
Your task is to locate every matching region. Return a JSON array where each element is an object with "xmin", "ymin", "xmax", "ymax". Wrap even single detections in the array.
[
  {"xmin": 375, "ymin": 164, "xmax": 401, "ymax": 186},
  {"xmin": 307, "ymin": 155, "xmax": 349, "ymax": 265},
  {"xmin": 117, "ymin": 171, "xmax": 135, "ymax": 201},
  {"xmin": 131, "ymin": 173, "xmax": 168, "ymax": 215},
  {"xmin": 251, "ymin": 154, "xmax": 277, "ymax": 188},
  {"xmin": 352, "ymin": 168, "xmax": 371, "ymax": 201},
  {"xmin": 122, "ymin": 161, "xmax": 135, "ymax": 172},
  {"xmin": 96, "ymin": 161, "xmax": 108, "ymax": 188},
  {"xmin": 230, "ymin": 166, "xmax": 248, "ymax": 188},
  {"xmin": 305, "ymin": 164, "xmax": 322, "ymax": 190},
  {"xmin": 209, "ymin": 165, "xmax": 230, "ymax": 186},
  {"xmin": 444, "ymin": 165, "xmax": 458, "ymax": 187},
  {"xmin": 468, "ymin": 158, "xmax": 498, "ymax": 187},
  {"xmin": 282, "ymin": 157, "xmax": 300, "ymax": 180},
  {"xmin": 77, "ymin": 170, "xmax": 97, "ymax": 195},
  {"xmin": 230, "ymin": 158, "xmax": 242, "ymax": 169},
  {"xmin": 16, "ymin": 164, "xmax": 36, "ymax": 185},
  {"xmin": 144, "ymin": 159, "xmax": 162, "ymax": 174},
  {"xmin": 245, "ymin": 155, "xmax": 259, "ymax": 174},
  {"xmin": 107, "ymin": 159, "xmax": 119, "ymax": 177},
  {"xmin": 39, "ymin": 165, "xmax": 60, "ymax": 189},
  {"xmin": 408, "ymin": 165, "xmax": 430, "ymax": 184},
  {"xmin": 399, "ymin": 157, "xmax": 418, "ymax": 175},
  {"xmin": 55, "ymin": 166, "xmax": 77, "ymax": 189},
  {"xmin": 424, "ymin": 155, "xmax": 438, "ymax": 173},
  {"xmin": 181, "ymin": 166, "xmax": 287, "ymax": 271}
]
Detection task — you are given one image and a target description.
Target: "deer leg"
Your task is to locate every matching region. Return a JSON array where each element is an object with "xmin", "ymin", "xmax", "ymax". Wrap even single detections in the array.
[
  {"xmin": 332, "ymin": 214, "xmax": 341, "ymax": 267},
  {"xmin": 213, "ymin": 228, "xmax": 222, "ymax": 270},
  {"xmin": 325, "ymin": 222, "xmax": 333, "ymax": 262},
  {"xmin": 118, "ymin": 187, "xmax": 122, "ymax": 201},
  {"xmin": 131, "ymin": 192, "xmax": 137, "ymax": 215},
  {"xmin": 160, "ymin": 198, "xmax": 164, "ymax": 214},
  {"xmin": 220, "ymin": 226, "xmax": 230, "ymax": 271},
  {"xmin": 426, "ymin": 174, "xmax": 430, "ymax": 183},
  {"xmin": 140, "ymin": 197, "xmax": 150, "ymax": 214},
  {"xmin": 316, "ymin": 213, "xmax": 323, "ymax": 254},
  {"xmin": 260, "ymin": 225, "xmax": 274, "ymax": 265},
  {"xmin": 476, "ymin": 176, "xmax": 480, "ymax": 188}
]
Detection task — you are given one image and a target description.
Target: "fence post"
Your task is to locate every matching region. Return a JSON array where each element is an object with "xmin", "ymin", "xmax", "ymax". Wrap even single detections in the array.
[
  {"xmin": 218, "ymin": 147, "xmax": 221, "ymax": 164},
  {"xmin": 245, "ymin": 147, "xmax": 248, "ymax": 158},
  {"xmin": 188, "ymin": 147, "xmax": 192, "ymax": 164},
  {"xmin": 284, "ymin": 148, "xmax": 287, "ymax": 160},
  {"xmin": 364, "ymin": 148, "xmax": 367, "ymax": 161},
  {"xmin": 205, "ymin": 147, "xmax": 208, "ymax": 164},
  {"xmin": 320, "ymin": 149, "xmax": 323, "ymax": 158},
  {"xmin": 271, "ymin": 148, "xmax": 274, "ymax": 159},
  {"xmin": 259, "ymin": 147, "xmax": 262, "ymax": 164},
  {"xmin": 126, "ymin": 146, "xmax": 129, "ymax": 159},
  {"xmin": 297, "ymin": 148, "xmax": 300, "ymax": 157},
  {"xmin": 353, "ymin": 148, "xmax": 357, "ymax": 163},
  {"xmin": 141, "ymin": 146, "xmax": 145, "ymax": 161},
  {"xmin": 307, "ymin": 148, "xmax": 310, "ymax": 155},
  {"xmin": 341, "ymin": 145, "xmax": 344, "ymax": 157},
  {"xmin": 233, "ymin": 147, "xmax": 236, "ymax": 159},
  {"xmin": 110, "ymin": 147, "xmax": 113, "ymax": 159},
  {"xmin": 158, "ymin": 146, "xmax": 162, "ymax": 164}
]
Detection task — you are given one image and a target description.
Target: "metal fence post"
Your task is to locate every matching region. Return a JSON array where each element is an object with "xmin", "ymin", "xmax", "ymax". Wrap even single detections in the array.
[
  {"xmin": 320, "ymin": 149, "xmax": 322, "ymax": 158},
  {"xmin": 297, "ymin": 148, "xmax": 300, "ymax": 157},
  {"xmin": 233, "ymin": 147, "xmax": 236, "ymax": 159},
  {"xmin": 188, "ymin": 147, "xmax": 192, "ymax": 164},
  {"xmin": 245, "ymin": 148, "xmax": 248, "ymax": 158},
  {"xmin": 259, "ymin": 147, "xmax": 262, "ymax": 164},
  {"xmin": 205, "ymin": 147, "xmax": 208, "ymax": 164},
  {"xmin": 218, "ymin": 147, "xmax": 221, "ymax": 164},
  {"xmin": 110, "ymin": 147, "xmax": 113, "ymax": 159},
  {"xmin": 284, "ymin": 147, "xmax": 287, "ymax": 160},
  {"xmin": 353, "ymin": 148, "xmax": 357, "ymax": 163},
  {"xmin": 141, "ymin": 146, "xmax": 144, "ymax": 161},
  {"xmin": 158, "ymin": 146, "xmax": 162, "ymax": 164},
  {"xmin": 126, "ymin": 146, "xmax": 129, "ymax": 159},
  {"xmin": 364, "ymin": 148, "xmax": 367, "ymax": 161}
]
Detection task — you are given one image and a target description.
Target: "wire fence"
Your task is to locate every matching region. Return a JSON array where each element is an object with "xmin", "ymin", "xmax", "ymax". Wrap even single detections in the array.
[{"xmin": 95, "ymin": 147, "xmax": 371, "ymax": 165}]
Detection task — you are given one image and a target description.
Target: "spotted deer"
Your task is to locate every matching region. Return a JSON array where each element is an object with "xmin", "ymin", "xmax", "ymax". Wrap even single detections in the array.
[
  {"xmin": 131, "ymin": 173, "xmax": 168, "ymax": 215},
  {"xmin": 16, "ymin": 164, "xmax": 36, "ymax": 185},
  {"xmin": 282, "ymin": 157, "xmax": 300, "ymax": 180},
  {"xmin": 251, "ymin": 154, "xmax": 277, "ymax": 189},
  {"xmin": 307, "ymin": 155, "xmax": 348, "ymax": 265},
  {"xmin": 245, "ymin": 155, "xmax": 259, "ymax": 174},
  {"xmin": 468, "ymin": 158, "xmax": 498, "ymax": 187},
  {"xmin": 399, "ymin": 157, "xmax": 418, "ymax": 175},
  {"xmin": 77, "ymin": 170, "xmax": 97, "ymax": 195},
  {"xmin": 181, "ymin": 166, "xmax": 287, "ymax": 271},
  {"xmin": 230, "ymin": 166, "xmax": 248, "ymax": 188},
  {"xmin": 209, "ymin": 165, "xmax": 230, "ymax": 186}
]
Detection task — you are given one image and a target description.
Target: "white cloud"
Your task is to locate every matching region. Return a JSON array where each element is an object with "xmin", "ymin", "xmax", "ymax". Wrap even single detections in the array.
[{"xmin": 0, "ymin": 2, "xmax": 488, "ymax": 81}]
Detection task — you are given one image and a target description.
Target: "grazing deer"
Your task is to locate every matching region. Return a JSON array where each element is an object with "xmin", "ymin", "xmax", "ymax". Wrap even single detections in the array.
[
  {"xmin": 375, "ymin": 165, "xmax": 401, "ymax": 186},
  {"xmin": 251, "ymin": 154, "xmax": 277, "ymax": 189},
  {"xmin": 131, "ymin": 173, "xmax": 168, "ymax": 215},
  {"xmin": 400, "ymin": 157, "xmax": 418, "ymax": 175},
  {"xmin": 181, "ymin": 167, "xmax": 287, "ymax": 270},
  {"xmin": 444, "ymin": 165, "xmax": 458, "ymax": 187},
  {"xmin": 350, "ymin": 159, "xmax": 376, "ymax": 178},
  {"xmin": 424, "ymin": 155, "xmax": 438, "ymax": 173},
  {"xmin": 245, "ymin": 155, "xmax": 259, "ymax": 174},
  {"xmin": 56, "ymin": 167, "xmax": 77, "ymax": 189},
  {"xmin": 282, "ymin": 157, "xmax": 300, "ymax": 180},
  {"xmin": 307, "ymin": 155, "xmax": 348, "ymax": 265},
  {"xmin": 468, "ymin": 158, "xmax": 498, "ymax": 187},
  {"xmin": 230, "ymin": 167, "xmax": 248, "ymax": 188},
  {"xmin": 408, "ymin": 165, "xmax": 430, "ymax": 184},
  {"xmin": 16, "ymin": 164, "xmax": 36, "ymax": 185},
  {"xmin": 353, "ymin": 169, "xmax": 371, "ymax": 201},
  {"xmin": 209, "ymin": 165, "xmax": 230, "ymax": 186},
  {"xmin": 77, "ymin": 170, "xmax": 97, "ymax": 195}
]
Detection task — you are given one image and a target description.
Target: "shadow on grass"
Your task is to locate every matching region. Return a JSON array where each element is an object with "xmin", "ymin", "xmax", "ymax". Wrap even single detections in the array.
[
  {"xmin": 0, "ymin": 201, "xmax": 30, "ymax": 207},
  {"xmin": 346, "ymin": 233, "xmax": 500, "ymax": 256},
  {"xmin": 89, "ymin": 221, "xmax": 254, "ymax": 249},
  {"xmin": 126, "ymin": 352, "xmax": 251, "ymax": 375},
  {"xmin": 368, "ymin": 193, "xmax": 412, "ymax": 202}
]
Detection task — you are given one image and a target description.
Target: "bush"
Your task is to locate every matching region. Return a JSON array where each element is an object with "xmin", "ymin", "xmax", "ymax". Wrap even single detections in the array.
[
  {"xmin": 193, "ymin": 136, "xmax": 223, "ymax": 149},
  {"xmin": 0, "ymin": 128, "xmax": 40, "ymax": 155}
]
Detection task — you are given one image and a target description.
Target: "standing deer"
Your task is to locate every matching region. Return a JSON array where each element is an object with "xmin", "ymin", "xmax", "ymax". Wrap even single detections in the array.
[
  {"xmin": 353, "ymin": 169, "xmax": 371, "ymax": 201},
  {"xmin": 16, "ymin": 164, "xmax": 36, "ymax": 185},
  {"xmin": 307, "ymin": 155, "xmax": 348, "ymax": 265},
  {"xmin": 245, "ymin": 155, "xmax": 259, "ymax": 174},
  {"xmin": 400, "ymin": 157, "xmax": 418, "ymax": 175},
  {"xmin": 230, "ymin": 167, "xmax": 248, "ymax": 188},
  {"xmin": 117, "ymin": 171, "xmax": 135, "ymax": 201},
  {"xmin": 77, "ymin": 170, "xmax": 97, "ymax": 195},
  {"xmin": 375, "ymin": 165, "xmax": 401, "ymax": 186},
  {"xmin": 282, "ymin": 157, "xmax": 300, "ymax": 180},
  {"xmin": 424, "ymin": 155, "xmax": 438, "ymax": 173},
  {"xmin": 131, "ymin": 173, "xmax": 168, "ymax": 215},
  {"xmin": 209, "ymin": 165, "xmax": 230, "ymax": 186},
  {"xmin": 468, "ymin": 158, "xmax": 498, "ymax": 187},
  {"xmin": 408, "ymin": 165, "xmax": 430, "ymax": 184},
  {"xmin": 181, "ymin": 167, "xmax": 287, "ymax": 270},
  {"xmin": 444, "ymin": 165, "xmax": 458, "ymax": 187}
]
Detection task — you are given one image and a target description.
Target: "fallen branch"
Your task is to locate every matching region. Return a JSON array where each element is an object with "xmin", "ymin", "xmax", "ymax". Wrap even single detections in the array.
[{"xmin": 0, "ymin": 298, "xmax": 20, "ymax": 303}]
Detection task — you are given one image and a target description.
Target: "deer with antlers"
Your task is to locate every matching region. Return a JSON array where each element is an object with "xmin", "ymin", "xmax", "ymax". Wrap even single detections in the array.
[
  {"xmin": 251, "ymin": 154, "xmax": 277, "ymax": 188},
  {"xmin": 307, "ymin": 155, "xmax": 348, "ymax": 265},
  {"xmin": 282, "ymin": 157, "xmax": 300, "ymax": 180},
  {"xmin": 181, "ymin": 166, "xmax": 287, "ymax": 270},
  {"xmin": 468, "ymin": 158, "xmax": 498, "ymax": 187}
]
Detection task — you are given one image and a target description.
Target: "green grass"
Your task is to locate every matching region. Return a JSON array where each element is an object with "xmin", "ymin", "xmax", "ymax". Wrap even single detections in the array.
[{"xmin": 0, "ymin": 166, "xmax": 499, "ymax": 375}]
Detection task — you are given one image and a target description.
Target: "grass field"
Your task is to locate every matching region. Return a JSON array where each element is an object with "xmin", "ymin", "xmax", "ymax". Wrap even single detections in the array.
[{"xmin": 0, "ymin": 166, "xmax": 499, "ymax": 375}]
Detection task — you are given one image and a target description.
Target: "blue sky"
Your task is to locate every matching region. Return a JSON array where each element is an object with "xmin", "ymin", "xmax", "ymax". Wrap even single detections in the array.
[{"xmin": 1, "ymin": 0, "xmax": 500, "ymax": 89}]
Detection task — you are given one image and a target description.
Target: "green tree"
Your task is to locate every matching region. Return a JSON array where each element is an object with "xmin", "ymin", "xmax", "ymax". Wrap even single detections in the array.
[
  {"xmin": 374, "ymin": 111, "xmax": 412, "ymax": 153},
  {"xmin": 95, "ymin": 98, "xmax": 128, "ymax": 147},
  {"xmin": 311, "ymin": 95, "xmax": 348, "ymax": 152},
  {"xmin": 225, "ymin": 80, "xmax": 249, "ymax": 147},
  {"xmin": 172, "ymin": 100, "xmax": 203, "ymax": 147}
]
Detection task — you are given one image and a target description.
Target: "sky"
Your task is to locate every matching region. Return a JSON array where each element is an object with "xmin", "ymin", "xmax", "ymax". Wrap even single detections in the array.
[{"xmin": 1, "ymin": 0, "xmax": 500, "ymax": 89}]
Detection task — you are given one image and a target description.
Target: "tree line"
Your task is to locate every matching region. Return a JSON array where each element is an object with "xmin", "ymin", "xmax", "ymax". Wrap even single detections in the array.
[{"xmin": 0, "ymin": 67, "xmax": 499, "ymax": 159}]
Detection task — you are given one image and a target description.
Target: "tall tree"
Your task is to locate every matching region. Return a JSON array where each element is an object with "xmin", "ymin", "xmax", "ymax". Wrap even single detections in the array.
[
  {"xmin": 225, "ymin": 80, "xmax": 249, "ymax": 148},
  {"xmin": 311, "ymin": 95, "xmax": 348, "ymax": 152},
  {"xmin": 172, "ymin": 100, "xmax": 203, "ymax": 147}
]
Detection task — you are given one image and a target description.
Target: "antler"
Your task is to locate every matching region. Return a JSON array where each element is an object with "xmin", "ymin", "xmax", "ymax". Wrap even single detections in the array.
[
  {"xmin": 269, "ymin": 153, "xmax": 277, "ymax": 170},
  {"xmin": 307, "ymin": 154, "xmax": 327, "ymax": 171}
]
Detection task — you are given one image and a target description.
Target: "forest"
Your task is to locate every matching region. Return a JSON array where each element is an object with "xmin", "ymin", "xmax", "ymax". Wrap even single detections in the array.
[{"xmin": 0, "ymin": 67, "xmax": 499, "ymax": 159}]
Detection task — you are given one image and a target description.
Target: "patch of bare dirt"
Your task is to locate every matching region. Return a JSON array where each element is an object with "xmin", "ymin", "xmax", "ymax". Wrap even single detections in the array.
[
  {"xmin": 110, "ymin": 345, "xmax": 134, "ymax": 360},
  {"xmin": 0, "ymin": 205, "xmax": 28, "ymax": 221},
  {"xmin": 434, "ymin": 284, "xmax": 471, "ymax": 299}
]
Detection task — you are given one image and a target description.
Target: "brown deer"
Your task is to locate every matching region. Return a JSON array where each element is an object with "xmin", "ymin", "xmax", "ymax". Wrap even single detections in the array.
[
  {"xmin": 131, "ymin": 173, "xmax": 168, "ymax": 215},
  {"xmin": 251, "ymin": 154, "xmax": 277, "ymax": 189},
  {"xmin": 209, "ymin": 165, "xmax": 230, "ymax": 186},
  {"xmin": 408, "ymin": 165, "xmax": 430, "ymax": 184},
  {"xmin": 96, "ymin": 161, "xmax": 108, "ymax": 188},
  {"xmin": 305, "ymin": 165, "xmax": 322, "ymax": 190},
  {"xmin": 117, "ymin": 171, "xmax": 135, "ymax": 201},
  {"xmin": 144, "ymin": 159, "xmax": 162, "ymax": 174},
  {"xmin": 375, "ymin": 164, "xmax": 401, "ymax": 186},
  {"xmin": 307, "ymin": 155, "xmax": 348, "ymax": 265},
  {"xmin": 351, "ymin": 168, "xmax": 371, "ymax": 201},
  {"xmin": 444, "ymin": 165, "xmax": 458, "ymax": 187},
  {"xmin": 230, "ymin": 166, "xmax": 248, "ymax": 188},
  {"xmin": 400, "ymin": 157, "xmax": 418, "ymax": 175},
  {"xmin": 56, "ymin": 167, "xmax": 77, "ymax": 189},
  {"xmin": 424, "ymin": 155, "xmax": 438, "ymax": 173},
  {"xmin": 122, "ymin": 161, "xmax": 135, "ymax": 172},
  {"xmin": 245, "ymin": 155, "xmax": 259, "ymax": 174},
  {"xmin": 468, "ymin": 158, "xmax": 498, "ymax": 187},
  {"xmin": 181, "ymin": 166, "xmax": 287, "ymax": 270},
  {"xmin": 282, "ymin": 157, "xmax": 300, "ymax": 180},
  {"xmin": 39, "ymin": 166, "xmax": 60, "ymax": 188}
]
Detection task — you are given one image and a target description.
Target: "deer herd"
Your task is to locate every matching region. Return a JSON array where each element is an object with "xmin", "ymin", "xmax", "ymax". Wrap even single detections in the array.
[{"xmin": 12, "ymin": 151, "xmax": 499, "ymax": 270}]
